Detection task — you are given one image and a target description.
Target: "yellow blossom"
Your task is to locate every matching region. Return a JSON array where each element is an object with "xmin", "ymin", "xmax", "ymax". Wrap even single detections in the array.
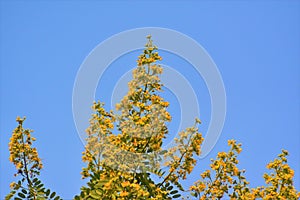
[
  {"xmin": 121, "ymin": 181, "xmax": 130, "ymax": 187},
  {"xmin": 9, "ymin": 182, "xmax": 16, "ymax": 189},
  {"xmin": 120, "ymin": 191, "xmax": 128, "ymax": 197}
]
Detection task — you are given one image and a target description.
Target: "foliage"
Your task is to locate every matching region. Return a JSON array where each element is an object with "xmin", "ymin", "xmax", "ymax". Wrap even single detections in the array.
[
  {"xmin": 6, "ymin": 117, "xmax": 61, "ymax": 200},
  {"xmin": 6, "ymin": 36, "xmax": 300, "ymax": 199},
  {"xmin": 253, "ymin": 150, "xmax": 300, "ymax": 199},
  {"xmin": 190, "ymin": 141, "xmax": 300, "ymax": 199},
  {"xmin": 75, "ymin": 35, "xmax": 202, "ymax": 199}
]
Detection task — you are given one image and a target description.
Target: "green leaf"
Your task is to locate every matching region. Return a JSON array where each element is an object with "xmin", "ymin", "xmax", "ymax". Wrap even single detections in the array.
[
  {"xmin": 36, "ymin": 183, "xmax": 44, "ymax": 189},
  {"xmin": 159, "ymin": 150, "xmax": 168, "ymax": 155},
  {"xmin": 170, "ymin": 190, "xmax": 178, "ymax": 194},
  {"xmin": 34, "ymin": 180, "xmax": 41, "ymax": 186},
  {"xmin": 74, "ymin": 195, "xmax": 80, "ymax": 200},
  {"xmin": 38, "ymin": 187, "xmax": 45, "ymax": 193},
  {"xmin": 45, "ymin": 189, "xmax": 50, "ymax": 196},
  {"xmin": 172, "ymin": 194, "xmax": 181, "ymax": 198},
  {"xmin": 50, "ymin": 192, "xmax": 56, "ymax": 199},
  {"xmin": 89, "ymin": 191, "xmax": 100, "ymax": 199},
  {"xmin": 94, "ymin": 172, "xmax": 100, "ymax": 179},
  {"xmin": 17, "ymin": 192, "xmax": 26, "ymax": 198},
  {"xmin": 95, "ymin": 180, "xmax": 108, "ymax": 188},
  {"xmin": 80, "ymin": 191, "xmax": 85, "ymax": 198},
  {"xmin": 21, "ymin": 189, "xmax": 27, "ymax": 194},
  {"xmin": 167, "ymin": 186, "xmax": 173, "ymax": 191},
  {"xmin": 4, "ymin": 192, "xmax": 14, "ymax": 200},
  {"xmin": 95, "ymin": 189, "xmax": 102, "ymax": 195},
  {"xmin": 54, "ymin": 196, "xmax": 60, "ymax": 200},
  {"xmin": 191, "ymin": 192, "xmax": 198, "ymax": 197},
  {"xmin": 174, "ymin": 181, "xmax": 184, "ymax": 191}
]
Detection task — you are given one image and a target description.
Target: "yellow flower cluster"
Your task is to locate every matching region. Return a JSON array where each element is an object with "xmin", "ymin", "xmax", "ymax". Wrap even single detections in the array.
[
  {"xmin": 6, "ymin": 117, "xmax": 61, "ymax": 200},
  {"xmin": 191, "ymin": 140, "xmax": 250, "ymax": 199},
  {"xmin": 162, "ymin": 119, "xmax": 203, "ymax": 187},
  {"xmin": 77, "ymin": 36, "xmax": 185, "ymax": 199},
  {"xmin": 112, "ymin": 36, "xmax": 171, "ymax": 156},
  {"xmin": 6, "ymin": 36, "xmax": 299, "ymax": 200},
  {"xmin": 252, "ymin": 150, "xmax": 300, "ymax": 199},
  {"xmin": 137, "ymin": 36, "xmax": 162, "ymax": 67},
  {"xmin": 76, "ymin": 36, "xmax": 208, "ymax": 199},
  {"xmin": 76, "ymin": 36, "xmax": 299, "ymax": 200},
  {"xmin": 81, "ymin": 101, "xmax": 115, "ymax": 178},
  {"xmin": 190, "ymin": 141, "xmax": 300, "ymax": 199},
  {"xmin": 8, "ymin": 117, "xmax": 43, "ymax": 179}
]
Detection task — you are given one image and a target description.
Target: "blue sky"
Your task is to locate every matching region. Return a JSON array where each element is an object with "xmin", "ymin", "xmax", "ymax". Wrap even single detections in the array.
[{"xmin": 1, "ymin": 1, "xmax": 299, "ymax": 199}]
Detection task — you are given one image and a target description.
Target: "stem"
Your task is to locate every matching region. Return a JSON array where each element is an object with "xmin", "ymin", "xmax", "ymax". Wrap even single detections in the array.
[
  {"xmin": 140, "ymin": 137, "xmax": 152, "ymax": 153},
  {"xmin": 138, "ymin": 63, "xmax": 152, "ymax": 153},
  {"xmin": 20, "ymin": 126, "xmax": 36, "ymax": 200},
  {"xmin": 158, "ymin": 130, "xmax": 195, "ymax": 187}
]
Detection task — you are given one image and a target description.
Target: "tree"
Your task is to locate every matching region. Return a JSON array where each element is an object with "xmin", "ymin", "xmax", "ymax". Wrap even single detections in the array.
[
  {"xmin": 6, "ymin": 36, "xmax": 300, "ymax": 199},
  {"xmin": 75, "ymin": 35, "xmax": 203, "ymax": 200},
  {"xmin": 5, "ymin": 117, "xmax": 61, "ymax": 200}
]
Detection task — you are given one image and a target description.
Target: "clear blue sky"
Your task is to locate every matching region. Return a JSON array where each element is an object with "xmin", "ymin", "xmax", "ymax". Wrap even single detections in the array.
[{"xmin": 1, "ymin": 1, "xmax": 299, "ymax": 199}]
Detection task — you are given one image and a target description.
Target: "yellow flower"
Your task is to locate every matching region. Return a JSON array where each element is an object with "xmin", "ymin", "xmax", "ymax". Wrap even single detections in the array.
[
  {"xmin": 16, "ymin": 162, "xmax": 23, "ymax": 169},
  {"xmin": 121, "ymin": 181, "xmax": 130, "ymax": 187},
  {"xmin": 115, "ymin": 103, "xmax": 121, "ymax": 110},
  {"xmin": 108, "ymin": 123, "xmax": 114, "ymax": 129},
  {"xmin": 228, "ymin": 139, "xmax": 236, "ymax": 146},
  {"xmin": 233, "ymin": 166, "xmax": 239, "ymax": 176},
  {"xmin": 9, "ymin": 155, "xmax": 13, "ymax": 162},
  {"xmin": 195, "ymin": 118, "xmax": 202, "ymax": 124},
  {"xmin": 9, "ymin": 182, "xmax": 16, "ymax": 189},
  {"xmin": 198, "ymin": 182, "xmax": 206, "ymax": 191},
  {"xmin": 165, "ymin": 112, "xmax": 171, "ymax": 121},
  {"xmin": 104, "ymin": 182, "xmax": 111, "ymax": 190},
  {"xmin": 104, "ymin": 118, "xmax": 111, "ymax": 124},
  {"xmin": 211, "ymin": 161, "xmax": 220, "ymax": 170},
  {"xmin": 217, "ymin": 152, "xmax": 226, "ymax": 159},
  {"xmin": 190, "ymin": 185, "xmax": 197, "ymax": 191},
  {"xmin": 120, "ymin": 191, "xmax": 128, "ymax": 197},
  {"xmin": 160, "ymin": 101, "xmax": 169, "ymax": 107},
  {"xmin": 130, "ymin": 183, "xmax": 140, "ymax": 190}
]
